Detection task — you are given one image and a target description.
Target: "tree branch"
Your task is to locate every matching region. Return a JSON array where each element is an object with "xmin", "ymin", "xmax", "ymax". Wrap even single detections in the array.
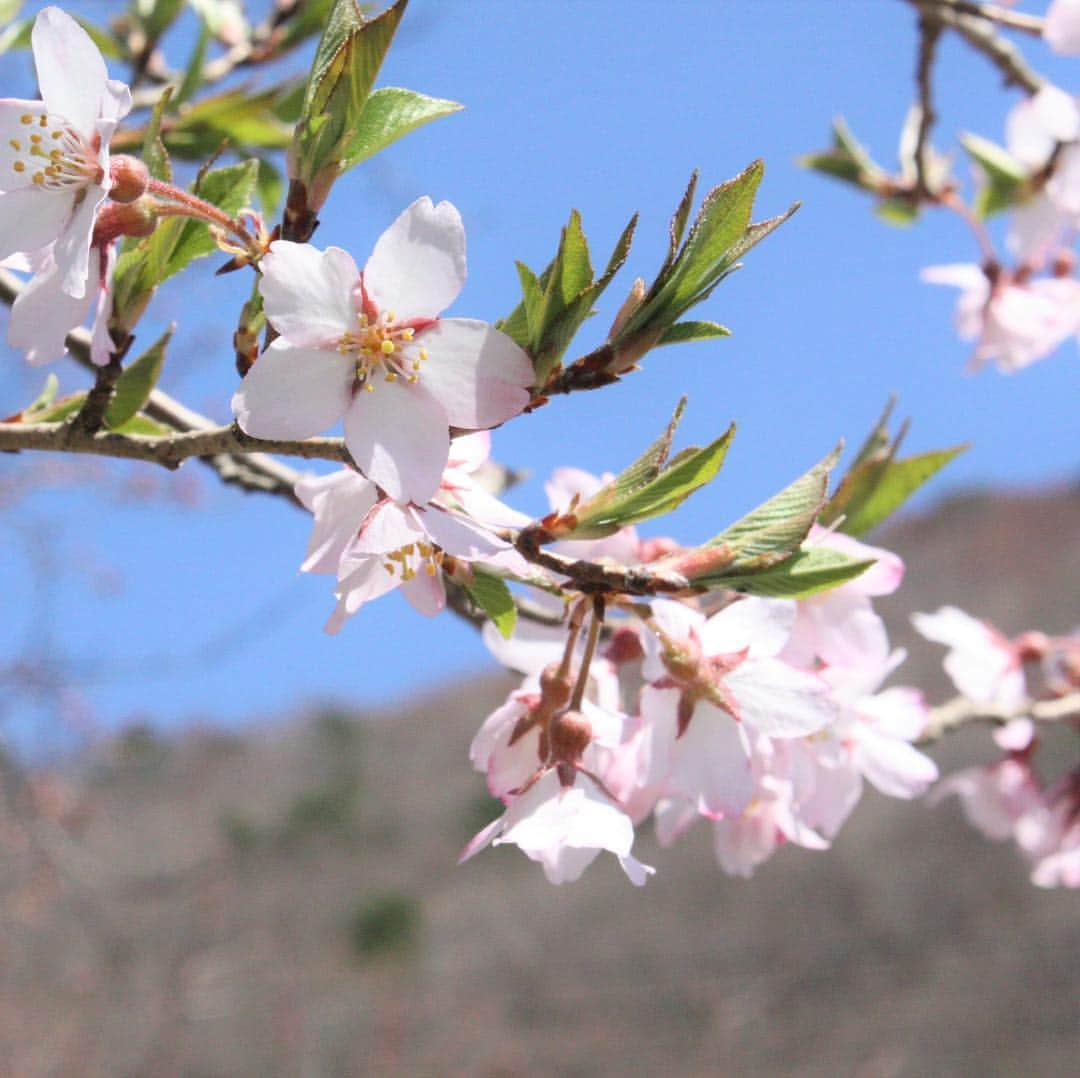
[
  {"xmin": 920, "ymin": 690, "xmax": 1080, "ymax": 742},
  {"xmin": 913, "ymin": 9, "xmax": 944, "ymax": 199},
  {"xmin": 0, "ymin": 268, "xmax": 305, "ymax": 502}
]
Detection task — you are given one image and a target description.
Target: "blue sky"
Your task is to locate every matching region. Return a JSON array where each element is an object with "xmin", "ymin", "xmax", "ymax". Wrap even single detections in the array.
[{"xmin": 1, "ymin": 1, "xmax": 1077, "ymax": 749}]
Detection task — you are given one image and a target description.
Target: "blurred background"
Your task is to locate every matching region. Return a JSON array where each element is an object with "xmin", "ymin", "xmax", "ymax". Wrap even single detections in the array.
[{"xmin": 0, "ymin": 1, "xmax": 1077, "ymax": 1074}]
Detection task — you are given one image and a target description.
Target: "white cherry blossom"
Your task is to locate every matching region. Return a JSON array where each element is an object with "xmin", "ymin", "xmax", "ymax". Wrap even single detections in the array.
[
  {"xmin": 232, "ymin": 198, "xmax": 535, "ymax": 504},
  {"xmin": 0, "ymin": 7, "xmax": 130, "ymax": 298}
]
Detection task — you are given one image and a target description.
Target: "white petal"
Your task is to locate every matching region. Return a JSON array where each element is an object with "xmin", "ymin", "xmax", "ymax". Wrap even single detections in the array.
[
  {"xmin": 703, "ymin": 596, "xmax": 796, "ymax": 659},
  {"xmin": 412, "ymin": 318, "xmax": 533, "ymax": 428},
  {"xmin": 232, "ymin": 339, "xmax": 353, "ymax": 440},
  {"xmin": 295, "ymin": 469, "xmax": 378, "ymax": 574},
  {"xmin": 363, "ymin": 196, "xmax": 466, "ymax": 320},
  {"xmin": 855, "ymin": 727, "xmax": 938, "ymax": 799},
  {"xmin": 920, "ymin": 262, "xmax": 988, "ymax": 294},
  {"xmin": 1045, "ymin": 0, "xmax": 1080, "ymax": 54},
  {"xmin": 259, "ymin": 242, "xmax": 358, "ymax": 346},
  {"xmin": 53, "ymin": 184, "xmax": 106, "ymax": 299},
  {"xmin": 0, "ymin": 185, "xmax": 74, "ymax": 263},
  {"xmin": 344, "ymin": 378, "xmax": 449, "ymax": 503},
  {"xmin": 401, "ymin": 573, "xmax": 447, "ymax": 616},
  {"xmin": 727, "ymin": 658, "xmax": 835, "ymax": 737},
  {"xmin": 8, "ymin": 256, "xmax": 93, "ymax": 364},
  {"xmin": 669, "ymin": 702, "xmax": 755, "ymax": 818},
  {"xmin": 32, "ymin": 7, "xmax": 108, "ymax": 138}
]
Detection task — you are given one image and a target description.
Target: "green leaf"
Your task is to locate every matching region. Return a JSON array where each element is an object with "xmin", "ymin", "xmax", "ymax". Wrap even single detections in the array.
[
  {"xmin": 105, "ymin": 328, "xmax": 172, "ymax": 430},
  {"xmin": 698, "ymin": 547, "xmax": 875, "ymax": 597},
  {"xmin": 657, "ymin": 160, "xmax": 763, "ymax": 313},
  {"xmin": 171, "ymin": 88, "xmax": 293, "ymax": 151},
  {"xmin": 657, "ymin": 320, "xmax": 731, "ymax": 346},
  {"xmin": 840, "ymin": 446, "xmax": 967, "ymax": 537},
  {"xmin": 136, "ymin": 0, "xmax": 184, "ymax": 40},
  {"xmin": 568, "ymin": 421, "xmax": 735, "ymax": 539},
  {"xmin": 340, "ymin": 86, "xmax": 462, "ymax": 170},
  {"xmin": 109, "ymin": 414, "xmax": 171, "ymax": 436},
  {"xmin": 0, "ymin": 0, "xmax": 23, "ymax": 29},
  {"xmin": 256, "ymin": 157, "xmax": 284, "ymax": 216},
  {"xmin": 34, "ymin": 394, "xmax": 87, "ymax": 423},
  {"xmin": 22, "ymin": 373, "xmax": 59, "ymax": 416},
  {"xmin": 961, "ymin": 132, "xmax": 1026, "ymax": 219},
  {"xmin": 607, "ymin": 398, "xmax": 686, "ymax": 500},
  {"xmin": 293, "ymin": 0, "xmax": 407, "ymax": 192},
  {"xmin": 705, "ymin": 447, "xmax": 840, "ymax": 569},
  {"xmin": 875, "ymin": 196, "xmax": 920, "ymax": 227},
  {"xmin": 662, "ymin": 170, "xmax": 699, "ymax": 277},
  {"xmin": 142, "ymin": 85, "xmax": 174, "ymax": 182},
  {"xmin": 465, "ymin": 570, "xmax": 517, "ymax": 639}
]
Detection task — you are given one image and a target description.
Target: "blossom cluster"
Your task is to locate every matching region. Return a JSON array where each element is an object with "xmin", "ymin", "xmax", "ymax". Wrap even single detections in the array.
[
  {"xmin": 915, "ymin": 606, "xmax": 1080, "ymax": 888},
  {"xmin": 923, "ymin": 71, "xmax": 1080, "ymax": 371}
]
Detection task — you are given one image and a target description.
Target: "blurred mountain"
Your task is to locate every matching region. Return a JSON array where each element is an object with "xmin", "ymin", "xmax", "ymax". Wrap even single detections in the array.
[{"xmin": 1, "ymin": 484, "xmax": 1078, "ymax": 1077}]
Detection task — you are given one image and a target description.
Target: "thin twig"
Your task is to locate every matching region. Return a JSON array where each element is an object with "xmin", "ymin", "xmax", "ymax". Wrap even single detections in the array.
[
  {"xmin": 920, "ymin": 690, "xmax": 1080, "ymax": 742},
  {"xmin": 914, "ymin": 10, "xmax": 944, "ymax": 199},
  {"xmin": 906, "ymin": 0, "xmax": 1045, "ymax": 94},
  {"xmin": 939, "ymin": 0, "xmax": 1045, "ymax": 37}
]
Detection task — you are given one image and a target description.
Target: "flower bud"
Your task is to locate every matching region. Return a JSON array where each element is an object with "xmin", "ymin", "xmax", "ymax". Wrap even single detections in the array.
[
  {"xmin": 108, "ymin": 155, "xmax": 150, "ymax": 204},
  {"xmin": 538, "ymin": 661, "xmax": 573, "ymax": 712},
  {"xmin": 548, "ymin": 709, "xmax": 592, "ymax": 766},
  {"xmin": 92, "ymin": 198, "xmax": 157, "ymax": 245}
]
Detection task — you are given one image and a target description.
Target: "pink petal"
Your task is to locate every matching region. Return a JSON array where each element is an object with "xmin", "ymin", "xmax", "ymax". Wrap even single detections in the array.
[
  {"xmin": 363, "ymin": 196, "xmax": 466, "ymax": 320},
  {"xmin": 259, "ymin": 243, "xmax": 358, "ymax": 346},
  {"xmin": 232, "ymin": 339, "xmax": 353, "ymax": 440},
  {"xmin": 411, "ymin": 318, "xmax": 533, "ymax": 428},
  {"xmin": 421, "ymin": 505, "xmax": 508, "ymax": 560},
  {"xmin": 1045, "ymin": 0, "xmax": 1080, "ymax": 54},
  {"xmin": 32, "ymin": 7, "xmax": 108, "ymax": 138},
  {"xmin": 669, "ymin": 701, "xmax": 755, "ymax": 818},
  {"xmin": 702, "ymin": 596, "xmax": 796, "ymax": 659},
  {"xmin": 344, "ymin": 378, "xmax": 449, "ymax": 504},
  {"xmin": 400, "ymin": 572, "xmax": 447, "ymax": 616}
]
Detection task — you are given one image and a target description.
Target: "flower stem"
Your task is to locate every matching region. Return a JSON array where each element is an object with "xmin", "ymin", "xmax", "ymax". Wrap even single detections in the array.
[{"xmin": 569, "ymin": 596, "xmax": 605, "ymax": 711}]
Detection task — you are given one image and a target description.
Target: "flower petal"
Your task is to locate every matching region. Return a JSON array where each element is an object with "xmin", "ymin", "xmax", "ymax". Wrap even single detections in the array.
[
  {"xmin": 259, "ymin": 242, "xmax": 359, "ymax": 346},
  {"xmin": 413, "ymin": 318, "xmax": 533, "ymax": 427},
  {"xmin": 7, "ymin": 255, "xmax": 93, "ymax": 365},
  {"xmin": 32, "ymin": 7, "xmax": 109, "ymax": 138},
  {"xmin": 0, "ymin": 185, "xmax": 74, "ymax": 263},
  {"xmin": 52, "ymin": 183, "xmax": 106, "ymax": 298},
  {"xmin": 727, "ymin": 658, "xmax": 836, "ymax": 737},
  {"xmin": 344, "ymin": 378, "xmax": 449, "ymax": 503},
  {"xmin": 232, "ymin": 339, "xmax": 353, "ymax": 440},
  {"xmin": 363, "ymin": 196, "xmax": 466, "ymax": 320}
]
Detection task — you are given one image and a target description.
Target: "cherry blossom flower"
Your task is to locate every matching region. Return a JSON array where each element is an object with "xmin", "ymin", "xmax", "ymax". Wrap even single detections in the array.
[
  {"xmin": 232, "ymin": 198, "xmax": 535, "ymax": 504},
  {"xmin": 1044, "ymin": 0, "xmax": 1080, "ymax": 55},
  {"xmin": 0, "ymin": 7, "xmax": 130, "ymax": 298},
  {"xmin": 460, "ymin": 769, "xmax": 654, "ymax": 886},
  {"xmin": 931, "ymin": 758, "xmax": 1042, "ymax": 841},
  {"xmin": 637, "ymin": 596, "xmax": 836, "ymax": 819},
  {"xmin": 912, "ymin": 606, "xmax": 1027, "ymax": 711},
  {"xmin": 919, "ymin": 263, "xmax": 1080, "ymax": 372}
]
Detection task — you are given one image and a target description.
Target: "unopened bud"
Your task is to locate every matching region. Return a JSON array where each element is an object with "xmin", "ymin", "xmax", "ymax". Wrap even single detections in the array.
[
  {"xmin": 603, "ymin": 626, "xmax": 645, "ymax": 666},
  {"xmin": 539, "ymin": 661, "xmax": 573, "ymax": 712},
  {"xmin": 93, "ymin": 198, "xmax": 157, "ymax": 245},
  {"xmin": 608, "ymin": 277, "xmax": 646, "ymax": 339},
  {"xmin": 108, "ymin": 155, "xmax": 150, "ymax": 204},
  {"xmin": 548, "ymin": 709, "xmax": 592, "ymax": 765},
  {"xmin": 1051, "ymin": 248, "xmax": 1076, "ymax": 279}
]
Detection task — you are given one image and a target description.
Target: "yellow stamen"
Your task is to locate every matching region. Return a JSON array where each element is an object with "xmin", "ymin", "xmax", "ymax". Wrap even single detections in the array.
[
  {"xmin": 32, "ymin": 171, "xmax": 44, "ymax": 185},
  {"xmin": 38, "ymin": 115, "xmax": 47, "ymax": 128},
  {"xmin": 380, "ymin": 339, "xmax": 395, "ymax": 355},
  {"xmin": 9, "ymin": 139, "xmax": 20, "ymax": 151},
  {"xmin": 20, "ymin": 114, "xmax": 33, "ymax": 125},
  {"xmin": 364, "ymin": 382, "xmax": 375, "ymax": 392},
  {"xmin": 12, "ymin": 161, "xmax": 25, "ymax": 173},
  {"xmin": 385, "ymin": 372, "xmax": 398, "ymax": 382}
]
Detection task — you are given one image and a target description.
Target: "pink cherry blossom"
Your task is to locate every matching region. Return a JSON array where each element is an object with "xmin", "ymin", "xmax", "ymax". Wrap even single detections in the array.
[
  {"xmin": 0, "ymin": 7, "xmax": 130, "ymax": 298},
  {"xmin": 1044, "ymin": 0, "xmax": 1080, "ymax": 54},
  {"xmin": 930, "ymin": 758, "xmax": 1041, "ymax": 841},
  {"xmin": 638, "ymin": 596, "xmax": 835, "ymax": 819},
  {"xmin": 460, "ymin": 769, "xmax": 654, "ymax": 886},
  {"xmin": 912, "ymin": 606, "xmax": 1027, "ymax": 710},
  {"xmin": 920, "ymin": 263, "xmax": 1080, "ymax": 372},
  {"xmin": 232, "ymin": 198, "xmax": 535, "ymax": 504}
]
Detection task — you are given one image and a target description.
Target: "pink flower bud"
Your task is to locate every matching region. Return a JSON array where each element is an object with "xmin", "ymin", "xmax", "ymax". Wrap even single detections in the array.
[
  {"xmin": 548, "ymin": 709, "xmax": 593, "ymax": 766},
  {"xmin": 108, "ymin": 155, "xmax": 150, "ymax": 204}
]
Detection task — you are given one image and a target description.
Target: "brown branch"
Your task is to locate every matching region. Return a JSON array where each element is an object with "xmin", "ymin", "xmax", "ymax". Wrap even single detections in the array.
[
  {"xmin": 0, "ymin": 268, "xmax": 304, "ymax": 502},
  {"xmin": 913, "ymin": 9, "xmax": 944, "ymax": 199},
  {"xmin": 906, "ymin": 0, "xmax": 1045, "ymax": 94},
  {"xmin": 0, "ymin": 419, "xmax": 353, "ymax": 470},
  {"xmin": 919, "ymin": 690, "xmax": 1080, "ymax": 742},
  {"xmin": 938, "ymin": 0, "xmax": 1045, "ymax": 36}
]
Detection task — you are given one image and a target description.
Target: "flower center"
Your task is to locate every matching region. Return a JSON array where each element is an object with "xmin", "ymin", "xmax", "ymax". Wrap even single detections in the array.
[
  {"xmin": 381, "ymin": 540, "xmax": 442, "ymax": 581},
  {"xmin": 338, "ymin": 309, "xmax": 429, "ymax": 394},
  {"xmin": 9, "ymin": 111, "xmax": 101, "ymax": 191}
]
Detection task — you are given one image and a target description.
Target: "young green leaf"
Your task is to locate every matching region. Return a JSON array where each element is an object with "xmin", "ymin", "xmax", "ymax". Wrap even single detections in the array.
[
  {"xmin": 657, "ymin": 321, "xmax": 730, "ymax": 346},
  {"xmin": 696, "ymin": 546, "xmax": 875, "ymax": 598},
  {"xmin": 105, "ymin": 327, "xmax": 173, "ymax": 430},
  {"xmin": 465, "ymin": 570, "xmax": 517, "ymax": 639},
  {"xmin": 340, "ymin": 86, "xmax": 463, "ymax": 170}
]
